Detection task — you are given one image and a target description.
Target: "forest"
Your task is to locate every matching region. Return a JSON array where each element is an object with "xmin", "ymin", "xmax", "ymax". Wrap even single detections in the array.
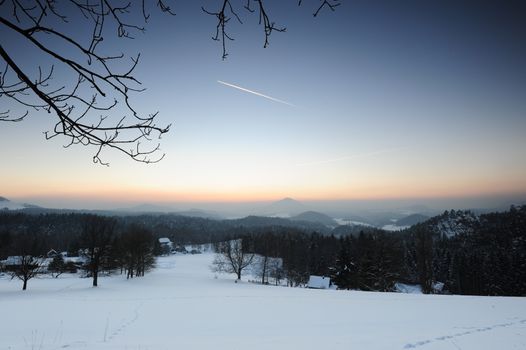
[{"xmin": 0, "ymin": 206, "xmax": 525, "ymax": 296}]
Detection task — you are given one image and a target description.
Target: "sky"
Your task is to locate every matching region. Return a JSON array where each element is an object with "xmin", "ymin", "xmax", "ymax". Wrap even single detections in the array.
[{"xmin": 1, "ymin": 0, "xmax": 525, "ymax": 210}]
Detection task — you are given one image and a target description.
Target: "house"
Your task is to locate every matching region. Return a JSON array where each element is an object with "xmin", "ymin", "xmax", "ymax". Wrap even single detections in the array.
[
  {"xmin": 174, "ymin": 245, "xmax": 188, "ymax": 254},
  {"xmin": 47, "ymin": 249, "xmax": 60, "ymax": 258},
  {"xmin": 3, "ymin": 256, "xmax": 47, "ymax": 272},
  {"xmin": 5, "ymin": 256, "xmax": 23, "ymax": 267},
  {"xmin": 307, "ymin": 275, "xmax": 331, "ymax": 289},
  {"xmin": 158, "ymin": 237, "xmax": 173, "ymax": 254}
]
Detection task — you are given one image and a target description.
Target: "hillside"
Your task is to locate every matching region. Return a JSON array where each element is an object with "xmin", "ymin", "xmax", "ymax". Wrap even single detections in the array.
[
  {"xmin": 1, "ymin": 253, "xmax": 526, "ymax": 350},
  {"xmin": 229, "ymin": 215, "xmax": 330, "ymax": 234},
  {"xmin": 395, "ymin": 213, "xmax": 430, "ymax": 227},
  {"xmin": 401, "ymin": 206, "xmax": 526, "ymax": 295},
  {"xmin": 291, "ymin": 211, "xmax": 338, "ymax": 227},
  {"xmin": 259, "ymin": 198, "xmax": 307, "ymax": 217}
]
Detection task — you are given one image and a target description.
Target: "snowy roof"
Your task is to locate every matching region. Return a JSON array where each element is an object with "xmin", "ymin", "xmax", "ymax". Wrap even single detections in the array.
[
  {"xmin": 158, "ymin": 237, "xmax": 172, "ymax": 244},
  {"xmin": 5, "ymin": 256, "xmax": 23, "ymax": 265},
  {"xmin": 64, "ymin": 256, "xmax": 85, "ymax": 264},
  {"xmin": 307, "ymin": 275, "xmax": 330, "ymax": 289}
]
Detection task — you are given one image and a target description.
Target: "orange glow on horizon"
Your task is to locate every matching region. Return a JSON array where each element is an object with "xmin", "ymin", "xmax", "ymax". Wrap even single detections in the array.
[{"xmin": 7, "ymin": 180, "xmax": 526, "ymax": 204}]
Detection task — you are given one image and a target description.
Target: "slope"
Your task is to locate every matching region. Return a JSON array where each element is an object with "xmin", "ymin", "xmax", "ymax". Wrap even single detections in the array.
[{"xmin": 0, "ymin": 253, "xmax": 525, "ymax": 350}]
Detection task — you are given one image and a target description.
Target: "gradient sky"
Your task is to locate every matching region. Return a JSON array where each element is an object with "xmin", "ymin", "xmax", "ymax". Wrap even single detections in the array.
[{"xmin": 1, "ymin": 0, "xmax": 525, "ymax": 209}]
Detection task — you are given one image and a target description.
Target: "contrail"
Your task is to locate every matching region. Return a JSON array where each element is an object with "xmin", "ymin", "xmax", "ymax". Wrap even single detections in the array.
[
  {"xmin": 217, "ymin": 80, "xmax": 295, "ymax": 107},
  {"xmin": 296, "ymin": 148, "xmax": 405, "ymax": 167}
]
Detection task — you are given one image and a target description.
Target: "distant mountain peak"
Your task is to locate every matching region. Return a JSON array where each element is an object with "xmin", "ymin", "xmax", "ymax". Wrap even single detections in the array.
[
  {"xmin": 291, "ymin": 211, "xmax": 338, "ymax": 228},
  {"xmin": 0, "ymin": 196, "xmax": 9, "ymax": 202},
  {"xmin": 277, "ymin": 197, "xmax": 298, "ymax": 203},
  {"xmin": 260, "ymin": 197, "xmax": 306, "ymax": 217}
]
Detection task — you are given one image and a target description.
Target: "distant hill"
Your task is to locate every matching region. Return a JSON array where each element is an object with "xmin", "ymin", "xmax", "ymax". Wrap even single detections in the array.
[
  {"xmin": 176, "ymin": 209, "xmax": 222, "ymax": 220},
  {"xmin": 330, "ymin": 224, "xmax": 380, "ymax": 237},
  {"xmin": 117, "ymin": 203, "xmax": 176, "ymax": 213},
  {"xmin": 113, "ymin": 204, "xmax": 222, "ymax": 219},
  {"xmin": 291, "ymin": 211, "xmax": 338, "ymax": 228},
  {"xmin": 0, "ymin": 197, "xmax": 40, "ymax": 211},
  {"xmin": 229, "ymin": 215, "xmax": 330, "ymax": 234},
  {"xmin": 259, "ymin": 198, "xmax": 307, "ymax": 217},
  {"xmin": 395, "ymin": 213, "xmax": 430, "ymax": 227},
  {"xmin": 419, "ymin": 210, "xmax": 479, "ymax": 238}
]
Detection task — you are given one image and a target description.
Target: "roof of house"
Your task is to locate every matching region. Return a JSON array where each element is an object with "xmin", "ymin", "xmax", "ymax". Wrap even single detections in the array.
[
  {"xmin": 5, "ymin": 256, "xmax": 23, "ymax": 265},
  {"xmin": 307, "ymin": 275, "xmax": 330, "ymax": 289},
  {"xmin": 158, "ymin": 237, "xmax": 172, "ymax": 244}
]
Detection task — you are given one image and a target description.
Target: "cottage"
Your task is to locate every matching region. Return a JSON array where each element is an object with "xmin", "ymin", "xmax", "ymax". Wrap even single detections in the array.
[
  {"xmin": 3, "ymin": 256, "xmax": 46, "ymax": 271},
  {"xmin": 158, "ymin": 237, "xmax": 173, "ymax": 254},
  {"xmin": 307, "ymin": 275, "xmax": 330, "ymax": 289},
  {"xmin": 47, "ymin": 249, "xmax": 59, "ymax": 258},
  {"xmin": 5, "ymin": 256, "xmax": 25, "ymax": 267}
]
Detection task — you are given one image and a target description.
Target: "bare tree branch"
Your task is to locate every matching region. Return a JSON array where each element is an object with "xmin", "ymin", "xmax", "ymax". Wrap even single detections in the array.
[
  {"xmin": 0, "ymin": 0, "xmax": 338, "ymax": 164},
  {"xmin": 313, "ymin": 0, "xmax": 341, "ymax": 17},
  {"xmin": 0, "ymin": 1, "xmax": 174, "ymax": 164}
]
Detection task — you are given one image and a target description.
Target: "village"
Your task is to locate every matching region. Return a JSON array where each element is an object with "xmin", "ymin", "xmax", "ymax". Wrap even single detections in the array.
[{"xmin": 0, "ymin": 237, "xmax": 334, "ymax": 291}]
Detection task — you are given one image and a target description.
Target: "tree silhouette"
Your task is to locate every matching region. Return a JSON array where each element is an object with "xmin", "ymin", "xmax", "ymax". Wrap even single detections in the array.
[
  {"xmin": 0, "ymin": 0, "xmax": 339, "ymax": 165},
  {"xmin": 80, "ymin": 214, "xmax": 116, "ymax": 287},
  {"xmin": 212, "ymin": 238, "xmax": 255, "ymax": 280},
  {"xmin": 6, "ymin": 231, "xmax": 45, "ymax": 290}
]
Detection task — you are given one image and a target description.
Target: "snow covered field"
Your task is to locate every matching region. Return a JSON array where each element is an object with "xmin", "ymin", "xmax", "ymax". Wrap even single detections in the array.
[{"xmin": 1, "ymin": 253, "xmax": 525, "ymax": 350}]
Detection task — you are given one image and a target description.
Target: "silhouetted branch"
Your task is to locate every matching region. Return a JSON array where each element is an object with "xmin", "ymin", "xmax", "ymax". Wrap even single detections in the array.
[
  {"xmin": 0, "ymin": 0, "xmax": 338, "ymax": 164},
  {"xmin": 204, "ymin": 0, "xmax": 339, "ymax": 58},
  {"xmin": 0, "ymin": 1, "xmax": 174, "ymax": 164},
  {"xmin": 251, "ymin": 0, "xmax": 286, "ymax": 48},
  {"xmin": 313, "ymin": 0, "xmax": 341, "ymax": 17},
  {"xmin": 202, "ymin": 0, "xmax": 243, "ymax": 60}
]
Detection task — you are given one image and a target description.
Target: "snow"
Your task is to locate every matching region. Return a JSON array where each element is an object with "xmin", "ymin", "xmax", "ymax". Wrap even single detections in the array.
[
  {"xmin": 1, "ymin": 253, "xmax": 526, "ymax": 350},
  {"xmin": 269, "ymin": 213, "xmax": 291, "ymax": 218},
  {"xmin": 382, "ymin": 224, "xmax": 410, "ymax": 231},
  {"xmin": 435, "ymin": 211, "xmax": 478, "ymax": 238},
  {"xmin": 334, "ymin": 218, "xmax": 373, "ymax": 227},
  {"xmin": 307, "ymin": 275, "xmax": 330, "ymax": 289},
  {"xmin": 395, "ymin": 283, "xmax": 422, "ymax": 294}
]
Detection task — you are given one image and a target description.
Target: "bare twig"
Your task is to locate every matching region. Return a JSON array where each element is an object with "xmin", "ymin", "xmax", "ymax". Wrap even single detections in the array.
[{"xmin": 0, "ymin": 0, "xmax": 174, "ymax": 164}]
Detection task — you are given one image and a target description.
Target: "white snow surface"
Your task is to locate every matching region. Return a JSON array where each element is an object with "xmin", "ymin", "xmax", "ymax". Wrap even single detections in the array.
[
  {"xmin": 382, "ymin": 224, "xmax": 410, "ymax": 231},
  {"xmin": 395, "ymin": 283, "xmax": 423, "ymax": 294},
  {"xmin": 434, "ymin": 211, "xmax": 478, "ymax": 238},
  {"xmin": 1, "ymin": 253, "xmax": 526, "ymax": 350},
  {"xmin": 334, "ymin": 218, "xmax": 373, "ymax": 227},
  {"xmin": 307, "ymin": 275, "xmax": 330, "ymax": 289}
]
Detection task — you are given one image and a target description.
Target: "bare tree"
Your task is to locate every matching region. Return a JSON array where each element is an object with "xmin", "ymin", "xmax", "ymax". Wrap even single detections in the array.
[
  {"xmin": 0, "ymin": 1, "xmax": 339, "ymax": 164},
  {"xmin": 48, "ymin": 254, "xmax": 77, "ymax": 278},
  {"xmin": 5, "ymin": 231, "xmax": 45, "ymax": 290},
  {"xmin": 256, "ymin": 254, "xmax": 270, "ymax": 284},
  {"xmin": 253, "ymin": 255, "xmax": 284, "ymax": 285},
  {"xmin": 118, "ymin": 224, "xmax": 155, "ymax": 279},
  {"xmin": 80, "ymin": 215, "xmax": 116, "ymax": 287},
  {"xmin": 8, "ymin": 255, "xmax": 44, "ymax": 290},
  {"xmin": 268, "ymin": 257, "xmax": 284, "ymax": 285},
  {"xmin": 212, "ymin": 238, "xmax": 255, "ymax": 280},
  {"xmin": 0, "ymin": 229, "xmax": 12, "ymax": 259}
]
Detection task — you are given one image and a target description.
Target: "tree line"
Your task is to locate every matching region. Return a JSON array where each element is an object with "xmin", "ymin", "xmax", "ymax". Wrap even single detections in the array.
[
  {"xmin": 217, "ymin": 206, "xmax": 526, "ymax": 296},
  {"xmin": 0, "ymin": 214, "xmax": 157, "ymax": 290},
  {"xmin": 2, "ymin": 206, "xmax": 525, "ymax": 295}
]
